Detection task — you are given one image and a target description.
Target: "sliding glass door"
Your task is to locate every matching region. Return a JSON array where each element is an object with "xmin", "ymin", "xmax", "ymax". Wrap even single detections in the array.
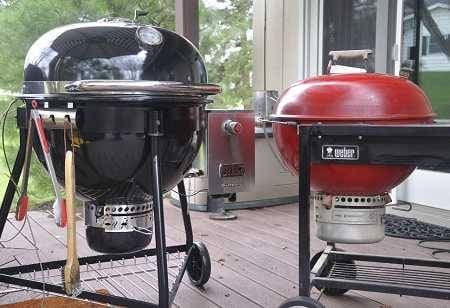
[{"xmin": 401, "ymin": 0, "xmax": 450, "ymax": 118}]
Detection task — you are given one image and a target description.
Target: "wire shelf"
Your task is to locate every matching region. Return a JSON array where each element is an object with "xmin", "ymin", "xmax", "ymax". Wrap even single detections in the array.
[
  {"xmin": 0, "ymin": 252, "xmax": 187, "ymax": 305},
  {"xmin": 326, "ymin": 261, "xmax": 450, "ymax": 291}
]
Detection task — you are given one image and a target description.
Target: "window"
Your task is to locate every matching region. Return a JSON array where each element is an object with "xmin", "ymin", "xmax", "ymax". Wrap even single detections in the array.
[
  {"xmin": 420, "ymin": 0, "xmax": 450, "ymax": 118},
  {"xmin": 401, "ymin": 0, "xmax": 450, "ymax": 118},
  {"xmin": 323, "ymin": 0, "xmax": 378, "ymax": 72},
  {"xmin": 429, "ymin": 34, "xmax": 450, "ymax": 54},
  {"xmin": 419, "ymin": 34, "xmax": 450, "ymax": 56},
  {"xmin": 422, "ymin": 36, "xmax": 429, "ymax": 55}
]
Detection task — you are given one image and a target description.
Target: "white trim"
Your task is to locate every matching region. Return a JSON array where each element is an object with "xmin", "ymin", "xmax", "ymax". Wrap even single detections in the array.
[
  {"xmin": 375, "ymin": 0, "xmax": 390, "ymax": 73},
  {"xmin": 394, "ymin": 0, "xmax": 403, "ymax": 75},
  {"xmin": 397, "ymin": 169, "xmax": 450, "ymax": 211},
  {"xmin": 252, "ymin": 0, "xmax": 323, "ymax": 91},
  {"xmin": 251, "ymin": 0, "xmax": 266, "ymax": 91},
  {"xmin": 318, "ymin": 0, "xmax": 324, "ymax": 74},
  {"xmin": 298, "ymin": 0, "xmax": 306, "ymax": 81},
  {"xmin": 298, "ymin": 0, "xmax": 323, "ymax": 80}
]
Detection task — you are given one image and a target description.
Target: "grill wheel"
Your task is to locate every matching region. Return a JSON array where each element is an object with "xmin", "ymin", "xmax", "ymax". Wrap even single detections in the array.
[{"xmin": 187, "ymin": 241, "xmax": 211, "ymax": 287}]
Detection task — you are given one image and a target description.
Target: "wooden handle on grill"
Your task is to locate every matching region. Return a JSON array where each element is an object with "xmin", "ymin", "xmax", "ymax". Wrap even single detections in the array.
[
  {"xmin": 63, "ymin": 150, "xmax": 80, "ymax": 295},
  {"xmin": 65, "ymin": 151, "xmax": 76, "ymax": 258}
]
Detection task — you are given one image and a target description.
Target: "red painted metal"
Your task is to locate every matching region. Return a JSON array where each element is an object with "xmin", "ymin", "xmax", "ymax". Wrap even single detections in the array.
[{"xmin": 273, "ymin": 74, "xmax": 434, "ymax": 195}]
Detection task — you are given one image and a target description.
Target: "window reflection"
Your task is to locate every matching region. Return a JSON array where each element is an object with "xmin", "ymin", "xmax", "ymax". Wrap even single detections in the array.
[{"xmin": 61, "ymin": 52, "xmax": 146, "ymax": 80}]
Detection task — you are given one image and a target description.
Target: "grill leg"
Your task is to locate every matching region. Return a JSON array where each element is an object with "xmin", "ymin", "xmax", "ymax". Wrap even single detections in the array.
[
  {"xmin": 298, "ymin": 126, "xmax": 312, "ymax": 297},
  {"xmin": 177, "ymin": 180, "xmax": 193, "ymax": 247},
  {"xmin": 0, "ymin": 128, "xmax": 27, "ymax": 238},
  {"xmin": 279, "ymin": 126, "xmax": 321, "ymax": 308},
  {"xmin": 150, "ymin": 135, "xmax": 169, "ymax": 308}
]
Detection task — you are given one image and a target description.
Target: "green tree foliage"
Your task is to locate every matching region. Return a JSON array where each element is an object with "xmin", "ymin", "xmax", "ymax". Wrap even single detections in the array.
[
  {"xmin": 199, "ymin": 0, "xmax": 253, "ymax": 109},
  {"xmin": 0, "ymin": 0, "xmax": 253, "ymax": 206}
]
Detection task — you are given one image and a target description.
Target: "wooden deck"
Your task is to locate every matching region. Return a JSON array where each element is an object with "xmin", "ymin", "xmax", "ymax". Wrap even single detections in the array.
[{"xmin": 0, "ymin": 201, "xmax": 449, "ymax": 307}]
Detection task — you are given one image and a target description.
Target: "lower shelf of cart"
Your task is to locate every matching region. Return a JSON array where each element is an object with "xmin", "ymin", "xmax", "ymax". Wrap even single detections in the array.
[{"xmin": 312, "ymin": 252, "xmax": 450, "ymax": 300}]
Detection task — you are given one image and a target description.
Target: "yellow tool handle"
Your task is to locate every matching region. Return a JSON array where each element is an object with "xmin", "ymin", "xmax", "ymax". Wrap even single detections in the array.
[{"xmin": 64, "ymin": 151, "xmax": 77, "ymax": 274}]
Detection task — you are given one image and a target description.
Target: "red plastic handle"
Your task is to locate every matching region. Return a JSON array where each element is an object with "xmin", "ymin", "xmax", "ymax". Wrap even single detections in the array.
[
  {"xmin": 15, "ymin": 195, "xmax": 28, "ymax": 221},
  {"xmin": 32, "ymin": 112, "xmax": 49, "ymax": 153}
]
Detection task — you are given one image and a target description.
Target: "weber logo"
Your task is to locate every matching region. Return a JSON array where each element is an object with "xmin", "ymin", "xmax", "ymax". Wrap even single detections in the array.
[{"xmin": 322, "ymin": 145, "xmax": 359, "ymax": 160}]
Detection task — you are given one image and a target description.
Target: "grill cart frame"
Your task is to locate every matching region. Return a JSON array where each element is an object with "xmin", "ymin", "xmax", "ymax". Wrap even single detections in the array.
[
  {"xmin": 277, "ymin": 122, "xmax": 450, "ymax": 308},
  {"xmin": 0, "ymin": 107, "xmax": 211, "ymax": 308}
]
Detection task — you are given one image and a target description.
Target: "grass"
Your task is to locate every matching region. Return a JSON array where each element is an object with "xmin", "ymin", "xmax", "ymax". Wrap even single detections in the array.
[{"xmin": 419, "ymin": 71, "xmax": 450, "ymax": 118}]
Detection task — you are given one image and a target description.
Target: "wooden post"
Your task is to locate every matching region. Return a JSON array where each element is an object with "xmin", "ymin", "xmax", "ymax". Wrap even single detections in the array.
[{"xmin": 175, "ymin": 0, "xmax": 199, "ymax": 47}]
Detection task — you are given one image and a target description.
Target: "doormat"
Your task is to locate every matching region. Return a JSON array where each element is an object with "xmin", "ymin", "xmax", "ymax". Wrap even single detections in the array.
[{"xmin": 384, "ymin": 214, "xmax": 450, "ymax": 240}]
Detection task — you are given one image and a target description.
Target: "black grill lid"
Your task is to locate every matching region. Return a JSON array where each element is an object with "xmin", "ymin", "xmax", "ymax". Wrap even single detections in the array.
[{"xmin": 21, "ymin": 20, "xmax": 220, "ymax": 100}]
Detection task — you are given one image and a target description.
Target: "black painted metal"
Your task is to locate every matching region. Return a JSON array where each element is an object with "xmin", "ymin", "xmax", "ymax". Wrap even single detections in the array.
[
  {"xmin": 298, "ymin": 126, "xmax": 311, "ymax": 297},
  {"xmin": 0, "ymin": 18, "xmax": 213, "ymax": 307},
  {"xmin": 18, "ymin": 103, "xmax": 206, "ymax": 201},
  {"xmin": 18, "ymin": 19, "xmax": 212, "ymax": 202},
  {"xmin": 0, "ymin": 180, "xmax": 196, "ymax": 307},
  {"xmin": 169, "ymin": 246, "xmax": 193, "ymax": 305},
  {"xmin": 281, "ymin": 123, "xmax": 450, "ymax": 307},
  {"xmin": 178, "ymin": 181, "xmax": 194, "ymax": 247},
  {"xmin": 23, "ymin": 21, "xmax": 207, "ymax": 84},
  {"xmin": 329, "ymin": 251, "xmax": 450, "ymax": 268},
  {"xmin": 313, "ymin": 276, "xmax": 450, "ymax": 300},
  {"xmin": 309, "ymin": 123, "xmax": 450, "ymax": 170},
  {"xmin": 0, "ymin": 121, "xmax": 200, "ymax": 307},
  {"xmin": 412, "ymin": 0, "xmax": 423, "ymax": 84},
  {"xmin": 0, "ymin": 244, "xmax": 188, "ymax": 275},
  {"xmin": 151, "ymin": 134, "xmax": 170, "ymax": 308},
  {"xmin": 0, "ymin": 274, "xmax": 157, "ymax": 308},
  {"xmin": 0, "ymin": 128, "xmax": 27, "ymax": 237}
]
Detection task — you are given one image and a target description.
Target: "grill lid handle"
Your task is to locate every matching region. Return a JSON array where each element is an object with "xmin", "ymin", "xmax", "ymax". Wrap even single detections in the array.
[{"xmin": 64, "ymin": 80, "xmax": 222, "ymax": 95}]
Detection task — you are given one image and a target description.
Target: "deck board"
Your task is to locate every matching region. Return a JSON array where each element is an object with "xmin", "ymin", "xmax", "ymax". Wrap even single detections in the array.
[{"xmin": 0, "ymin": 200, "xmax": 449, "ymax": 307}]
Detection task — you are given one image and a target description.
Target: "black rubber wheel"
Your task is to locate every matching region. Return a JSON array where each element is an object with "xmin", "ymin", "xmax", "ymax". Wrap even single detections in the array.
[
  {"xmin": 279, "ymin": 296, "xmax": 324, "ymax": 308},
  {"xmin": 310, "ymin": 249, "xmax": 356, "ymax": 296},
  {"xmin": 187, "ymin": 241, "xmax": 211, "ymax": 287}
]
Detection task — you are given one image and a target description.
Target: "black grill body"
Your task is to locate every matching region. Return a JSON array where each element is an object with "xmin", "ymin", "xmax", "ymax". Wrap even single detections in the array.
[{"xmin": 18, "ymin": 20, "xmax": 219, "ymax": 253}]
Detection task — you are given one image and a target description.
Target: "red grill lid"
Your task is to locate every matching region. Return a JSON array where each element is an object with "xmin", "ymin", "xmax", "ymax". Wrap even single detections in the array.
[
  {"xmin": 273, "ymin": 73, "xmax": 434, "ymax": 122},
  {"xmin": 272, "ymin": 73, "xmax": 434, "ymax": 195}
]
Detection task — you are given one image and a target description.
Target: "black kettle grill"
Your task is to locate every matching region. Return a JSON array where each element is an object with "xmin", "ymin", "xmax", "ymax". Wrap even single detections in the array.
[
  {"xmin": 0, "ymin": 19, "xmax": 220, "ymax": 307},
  {"xmin": 21, "ymin": 20, "xmax": 220, "ymax": 253}
]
